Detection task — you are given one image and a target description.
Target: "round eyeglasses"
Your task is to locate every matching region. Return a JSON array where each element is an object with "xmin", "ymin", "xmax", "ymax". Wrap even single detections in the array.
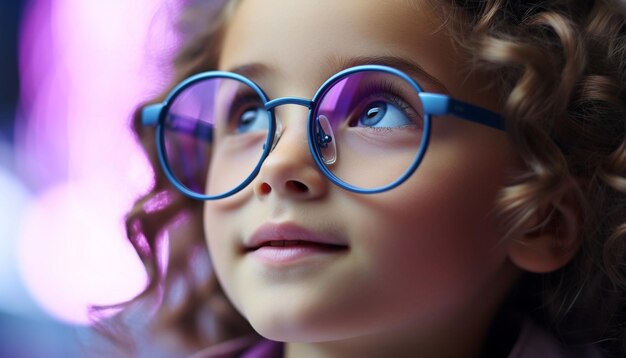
[{"xmin": 142, "ymin": 65, "xmax": 505, "ymax": 200}]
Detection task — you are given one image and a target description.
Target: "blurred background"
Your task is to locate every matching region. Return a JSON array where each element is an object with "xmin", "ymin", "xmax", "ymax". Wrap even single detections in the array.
[{"xmin": 0, "ymin": 0, "xmax": 179, "ymax": 356}]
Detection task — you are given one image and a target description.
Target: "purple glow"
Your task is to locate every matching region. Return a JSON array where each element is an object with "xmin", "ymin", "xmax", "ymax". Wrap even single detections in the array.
[{"xmin": 16, "ymin": 0, "xmax": 178, "ymax": 324}]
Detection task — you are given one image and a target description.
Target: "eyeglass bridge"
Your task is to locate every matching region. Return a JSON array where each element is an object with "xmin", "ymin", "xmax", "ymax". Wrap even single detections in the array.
[{"xmin": 263, "ymin": 97, "xmax": 336, "ymax": 158}]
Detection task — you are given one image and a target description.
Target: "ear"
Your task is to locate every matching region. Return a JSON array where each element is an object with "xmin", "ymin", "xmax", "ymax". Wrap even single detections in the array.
[{"xmin": 507, "ymin": 181, "xmax": 582, "ymax": 273}]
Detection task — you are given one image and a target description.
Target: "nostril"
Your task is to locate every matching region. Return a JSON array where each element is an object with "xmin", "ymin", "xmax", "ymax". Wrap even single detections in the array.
[
  {"xmin": 259, "ymin": 183, "xmax": 272, "ymax": 195},
  {"xmin": 286, "ymin": 180, "xmax": 309, "ymax": 193}
]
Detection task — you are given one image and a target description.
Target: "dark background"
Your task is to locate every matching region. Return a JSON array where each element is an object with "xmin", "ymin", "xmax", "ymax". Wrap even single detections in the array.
[{"xmin": 0, "ymin": 0, "xmax": 23, "ymax": 144}]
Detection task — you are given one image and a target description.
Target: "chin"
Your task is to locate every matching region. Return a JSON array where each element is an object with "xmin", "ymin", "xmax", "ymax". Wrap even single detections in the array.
[{"xmin": 246, "ymin": 311, "xmax": 357, "ymax": 343}]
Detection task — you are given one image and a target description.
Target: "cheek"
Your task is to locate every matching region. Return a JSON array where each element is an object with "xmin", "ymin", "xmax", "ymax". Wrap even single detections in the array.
[
  {"xmin": 202, "ymin": 204, "xmax": 243, "ymax": 306},
  {"xmin": 348, "ymin": 141, "xmax": 513, "ymax": 309}
]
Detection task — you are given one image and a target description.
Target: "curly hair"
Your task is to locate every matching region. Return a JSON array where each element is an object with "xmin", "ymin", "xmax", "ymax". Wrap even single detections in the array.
[
  {"xmin": 104, "ymin": 0, "xmax": 626, "ymax": 356},
  {"xmin": 436, "ymin": 1, "xmax": 626, "ymax": 355}
]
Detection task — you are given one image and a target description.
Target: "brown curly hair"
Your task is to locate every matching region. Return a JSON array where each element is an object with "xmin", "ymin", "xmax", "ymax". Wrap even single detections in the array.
[
  {"xmin": 100, "ymin": 0, "xmax": 626, "ymax": 356},
  {"xmin": 437, "ymin": 1, "xmax": 626, "ymax": 355}
]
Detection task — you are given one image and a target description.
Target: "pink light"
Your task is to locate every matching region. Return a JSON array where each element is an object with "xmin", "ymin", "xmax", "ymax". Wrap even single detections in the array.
[
  {"xmin": 17, "ymin": 183, "xmax": 147, "ymax": 325},
  {"xmin": 16, "ymin": 0, "xmax": 179, "ymax": 324}
]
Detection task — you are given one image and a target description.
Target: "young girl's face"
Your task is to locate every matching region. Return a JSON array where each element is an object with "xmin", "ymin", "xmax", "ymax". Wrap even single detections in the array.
[{"xmin": 204, "ymin": 0, "xmax": 521, "ymax": 351}]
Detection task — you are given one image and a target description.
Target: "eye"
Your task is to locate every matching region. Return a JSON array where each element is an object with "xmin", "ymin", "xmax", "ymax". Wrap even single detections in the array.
[
  {"xmin": 234, "ymin": 107, "xmax": 269, "ymax": 133},
  {"xmin": 355, "ymin": 100, "xmax": 413, "ymax": 128}
]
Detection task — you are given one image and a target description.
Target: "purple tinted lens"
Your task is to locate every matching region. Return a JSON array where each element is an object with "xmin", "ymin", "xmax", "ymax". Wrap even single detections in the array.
[
  {"xmin": 163, "ymin": 77, "xmax": 269, "ymax": 196},
  {"xmin": 313, "ymin": 70, "xmax": 426, "ymax": 189}
]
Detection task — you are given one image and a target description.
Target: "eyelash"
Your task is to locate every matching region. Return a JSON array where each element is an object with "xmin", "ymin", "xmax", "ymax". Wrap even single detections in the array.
[
  {"xmin": 357, "ymin": 81, "xmax": 423, "ymax": 127},
  {"xmin": 228, "ymin": 91, "xmax": 265, "ymax": 120}
]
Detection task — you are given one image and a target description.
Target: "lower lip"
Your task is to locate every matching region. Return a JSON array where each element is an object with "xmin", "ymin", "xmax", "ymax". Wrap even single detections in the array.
[{"xmin": 249, "ymin": 245, "xmax": 346, "ymax": 265}]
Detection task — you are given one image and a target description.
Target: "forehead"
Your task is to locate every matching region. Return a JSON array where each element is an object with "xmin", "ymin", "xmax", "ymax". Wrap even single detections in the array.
[{"xmin": 218, "ymin": 0, "xmax": 459, "ymax": 90}]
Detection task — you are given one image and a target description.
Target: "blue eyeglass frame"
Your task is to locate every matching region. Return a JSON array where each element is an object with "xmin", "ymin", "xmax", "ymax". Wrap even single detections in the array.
[{"xmin": 142, "ymin": 64, "xmax": 506, "ymax": 200}]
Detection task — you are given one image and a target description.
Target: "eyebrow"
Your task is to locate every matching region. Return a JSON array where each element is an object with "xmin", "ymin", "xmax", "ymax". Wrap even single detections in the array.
[
  {"xmin": 330, "ymin": 55, "xmax": 449, "ymax": 93},
  {"xmin": 226, "ymin": 55, "xmax": 449, "ymax": 93},
  {"xmin": 227, "ymin": 63, "xmax": 273, "ymax": 79}
]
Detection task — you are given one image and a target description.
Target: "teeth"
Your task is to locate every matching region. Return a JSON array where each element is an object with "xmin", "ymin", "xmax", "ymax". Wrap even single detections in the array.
[{"xmin": 269, "ymin": 240, "xmax": 285, "ymax": 247}]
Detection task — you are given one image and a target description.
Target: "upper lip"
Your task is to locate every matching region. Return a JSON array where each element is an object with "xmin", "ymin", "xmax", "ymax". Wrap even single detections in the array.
[{"xmin": 244, "ymin": 222, "xmax": 349, "ymax": 251}]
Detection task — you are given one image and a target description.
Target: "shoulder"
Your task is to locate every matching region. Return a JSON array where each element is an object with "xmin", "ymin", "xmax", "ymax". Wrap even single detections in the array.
[
  {"xmin": 509, "ymin": 319, "xmax": 603, "ymax": 358},
  {"xmin": 189, "ymin": 336, "xmax": 283, "ymax": 358}
]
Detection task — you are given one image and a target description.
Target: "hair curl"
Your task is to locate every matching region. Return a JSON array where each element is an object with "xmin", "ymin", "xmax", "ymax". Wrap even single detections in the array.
[
  {"xmin": 102, "ymin": 0, "xmax": 626, "ymax": 356},
  {"xmin": 439, "ymin": 0, "xmax": 626, "ymax": 355}
]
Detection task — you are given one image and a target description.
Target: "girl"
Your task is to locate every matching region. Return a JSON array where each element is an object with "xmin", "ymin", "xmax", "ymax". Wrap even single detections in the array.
[{"xmin": 110, "ymin": 0, "xmax": 626, "ymax": 356}]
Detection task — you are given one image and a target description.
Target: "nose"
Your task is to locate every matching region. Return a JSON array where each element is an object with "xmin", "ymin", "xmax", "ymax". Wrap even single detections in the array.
[{"xmin": 253, "ymin": 104, "xmax": 329, "ymax": 200}]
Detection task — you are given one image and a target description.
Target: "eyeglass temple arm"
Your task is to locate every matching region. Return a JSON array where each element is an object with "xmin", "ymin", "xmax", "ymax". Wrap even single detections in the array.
[
  {"xmin": 419, "ymin": 93, "xmax": 505, "ymax": 131},
  {"xmin": 141, "ymin": 103, "xmax": 213, "ymax": 141},
  {"xmin": 142, "ymin": 103, "xmax": 162, "ymax": 126}
]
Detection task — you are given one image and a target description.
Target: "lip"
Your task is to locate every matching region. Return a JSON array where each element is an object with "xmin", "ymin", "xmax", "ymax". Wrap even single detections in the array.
[{"xmin": 244, "ymin": 223, "xmax": 349, "ymax": 265}]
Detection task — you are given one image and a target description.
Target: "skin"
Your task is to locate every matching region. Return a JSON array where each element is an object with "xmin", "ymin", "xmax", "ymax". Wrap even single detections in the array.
[{"xmin": 204, "ymin": 0, "xmax": 525, "ymax": 356}]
